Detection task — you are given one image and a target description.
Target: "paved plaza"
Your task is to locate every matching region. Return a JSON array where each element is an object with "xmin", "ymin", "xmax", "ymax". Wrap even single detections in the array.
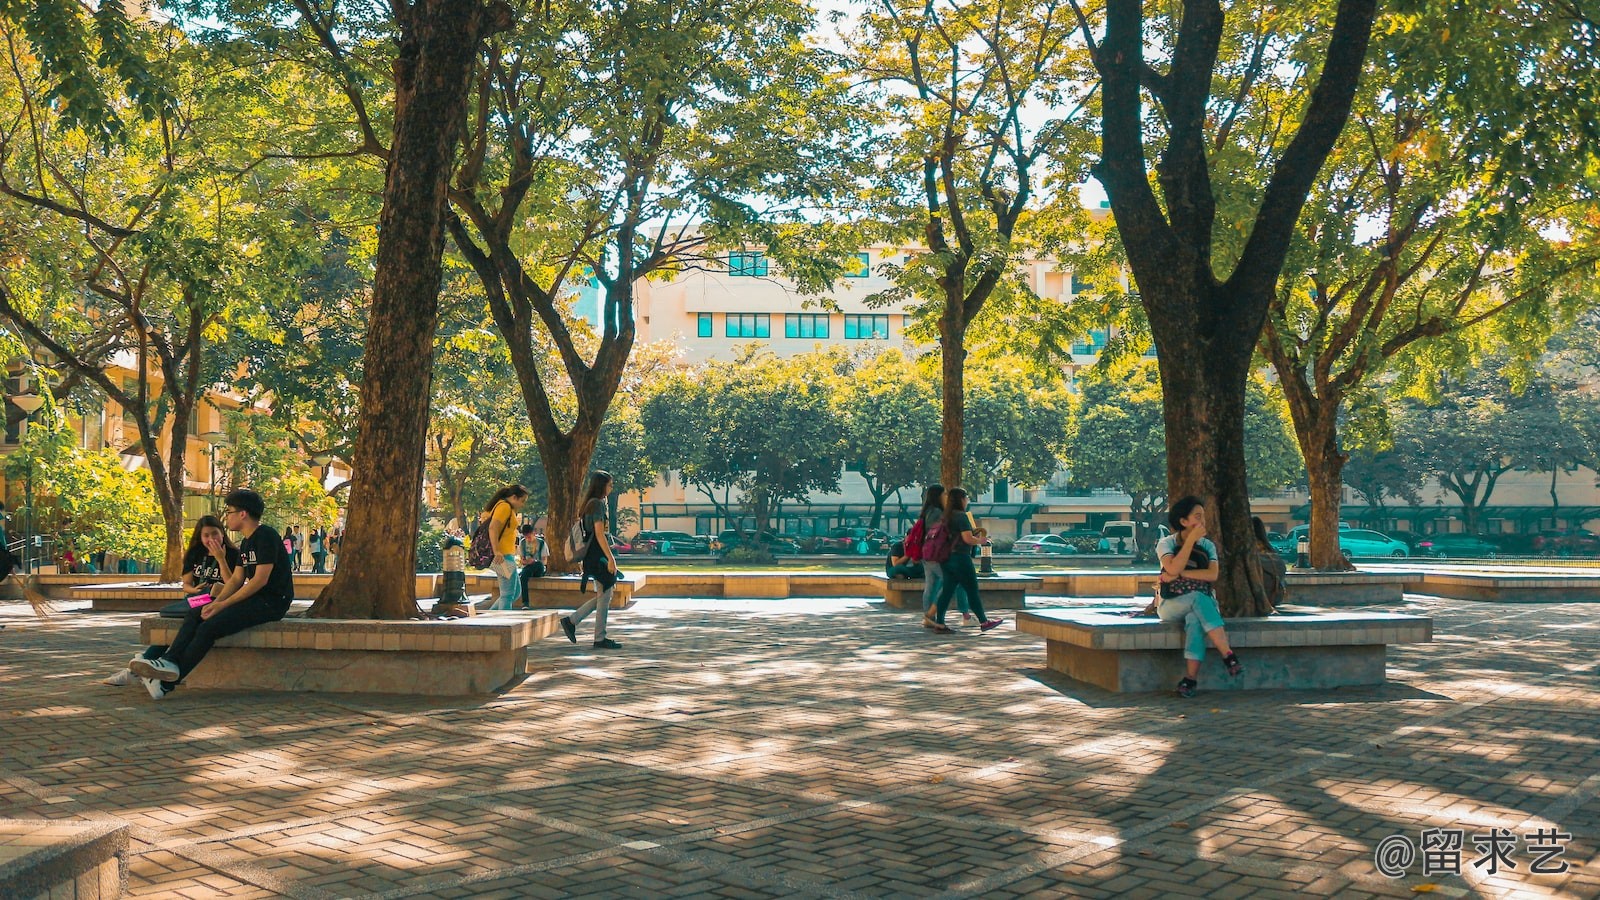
[{"xmin": 1, "ymin": 593, "xmax": 1596, "ymax": 899}]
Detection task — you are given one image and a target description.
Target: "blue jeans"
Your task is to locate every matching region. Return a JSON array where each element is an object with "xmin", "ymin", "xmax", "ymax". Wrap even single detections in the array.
[
  {"xmin": 1158, "ymin": 591, "xmax": 1226, "ymax": 661},
  {"xmin": 492, "ymin": 554, "xmax": 521, "ymax": 610}
]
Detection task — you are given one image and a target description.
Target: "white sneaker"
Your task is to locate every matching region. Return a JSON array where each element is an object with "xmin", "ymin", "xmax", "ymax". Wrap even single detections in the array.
[
  {"xmin": 130, "ymin": 657, "xmax": 180, "ymax": 683},
  {"xmin": 141, "ymin": 676, "xmax": 167, "ymax": 701},
  {"xmin": 103, "ymin": 669, "xmax": 136, "ymax": 686}
]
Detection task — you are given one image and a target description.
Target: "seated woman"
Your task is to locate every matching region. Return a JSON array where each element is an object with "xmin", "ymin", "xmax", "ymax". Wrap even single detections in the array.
[
  {"xmin": 1156, "ymin": 496, "xmax": 1243, "ymax": 698},
  {"xmin": 884, "ymin": 539, "xmax": 923, "ymax": 580},
  {"xmin": 103, "ymin": 515, "xmax": 239, "ymax": 686},
  {"xmin": 1252, "ymin": 516, "xmax": 1287, "ymax": 610}
]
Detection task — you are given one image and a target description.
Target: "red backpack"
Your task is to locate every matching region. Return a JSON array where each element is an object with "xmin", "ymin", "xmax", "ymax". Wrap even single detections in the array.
[
  {"xmin": 922, "ymin": 520, "xmax": 955, "ymax": 563},
  {"xmin": 904, "ymin": 518, "xmax": 927, "ymax": 561}
]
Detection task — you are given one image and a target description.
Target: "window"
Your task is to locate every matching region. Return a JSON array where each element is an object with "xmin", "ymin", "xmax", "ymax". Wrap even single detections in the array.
[
  {"xmin": 697, "ymin": 313, "xmax": 713, "ymax": 338},
  {"xmin": 1071, "ymin": 328, "xmax": 1108, "ymax": 356},
  {"xmin": 1071, "ymin": 273, "xmax": 1094, "ymax": 294},
  {"xmin": 728, "ymin": 251, "xmax": 769, "ymax": 277},
  {"xmin": 784, "ymin": 314, "xmax": 829, "ymax": 339},
  {"xmin": 725, "ymin": 313, "xmax": 770, "ymax": 338},
  {"xmin": 845, "ymin": 251, "xmax": 872, "ymax": 278},
  {"xmin": 844, "ymin": 314, "xmax": 890, "ymax": 340}
]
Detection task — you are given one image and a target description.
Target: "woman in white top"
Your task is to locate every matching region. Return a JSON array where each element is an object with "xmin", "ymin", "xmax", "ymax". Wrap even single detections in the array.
[{"xmin": 1156, "ymin": 496, "xmax": 1243, "ymax": 697}]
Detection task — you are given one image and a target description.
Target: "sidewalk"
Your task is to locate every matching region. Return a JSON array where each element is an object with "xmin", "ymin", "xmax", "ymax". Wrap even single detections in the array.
[{"xmin": 0, "ymin": 595, "xmax": 1595, "ymax": 898}]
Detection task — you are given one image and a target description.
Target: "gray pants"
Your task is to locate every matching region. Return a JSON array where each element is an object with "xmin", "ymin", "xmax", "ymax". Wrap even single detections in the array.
[
  {"xmin": 920, "ymin": 560, "xmax": 970, "ymax": 614},
  {"xmin": 568, "ymin": 586, "xmax": 613, "ymax": 640}
]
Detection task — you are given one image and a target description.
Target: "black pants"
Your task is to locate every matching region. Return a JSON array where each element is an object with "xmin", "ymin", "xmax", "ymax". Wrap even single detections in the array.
[
  {"xmin": 935, "ymin": 557, "xmax": 987, "ymax": 624},
  {"xmin": 519, "ymin": 562, "xmax": 546, "ymax": 604},
  {"xmin": 886, "ymin": 561, "xmax": 924, "ymax": 579},
  {"xmin": 312, "ymin": 551, "xmax": 327, "ymax": 574},
  {"xmin": 163, "ymin": 598, "xmax": 290, "ymax": 681}
]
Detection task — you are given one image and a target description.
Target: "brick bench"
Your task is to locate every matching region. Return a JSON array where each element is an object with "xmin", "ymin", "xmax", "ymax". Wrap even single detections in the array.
[
  {"xmin": 139, "ymin": 613, "xmax": 558, "ymax": 695},
  {"xmin": 1403, "ymin": 571, "xmax": 1600, "ymax": 603},
  {"xmin": 520, "ymin": 576, "xmax": 633, "ymax": 608},
  {"xmin": 1282, "ymin": 571, "xmax": 1420, "ymax": 605},
  {"xmin": 1016, "ymin": 606, "xmax": 1432, "ymax": 693},
  {"xmin": 0, "ymin": 818, "xmax": 127, "ymax": 900},
  {"xmin": 1033, "ymin": 570, "xmax": 1160, "ymax": 598},
  {"xmin": 870, "ymin": 573, "xmax": 1044, "ymax": 610}
]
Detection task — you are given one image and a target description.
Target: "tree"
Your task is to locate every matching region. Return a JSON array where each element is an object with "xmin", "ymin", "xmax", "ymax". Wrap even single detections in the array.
[
  {"xmin": 641, "ymin": 370, "xmax": 742, "ymax": 527},
  {"xmin": 2, "ymin": 396, "xmax": 164, "ymax": 564},
  {"xmin": 1259, "ymin": 2, "xmax": 1600, "ymax": 568},
  {"xmin": 845, "ymin": 0, "xmax": 1097, "ymax": 487},
  {"xmin": 219, "ymin": 410, "xmax": 339, "ymax": 531},
  {"xmin": 1068, "ymin": 361, "xmax": 1166, "ymax": 555},
  {"xmin": 302, "ymin": 0, "xmax": 514, "ymax": 619},
  {"xmin": 1072, "ymin": 0, "xmax": 1379, "ymax": 614},
  {"xmin": 835, "ymin": 350, "xmax": 940, "ymax": 528},
  {"xmin": 1343, "ymin": 444, "xmax": 1423, "ymax": 514},
  {"xmin": 959, "ymin": 355, "xmax": 1075, "ymax": 496},
  {"xmin": 1392, "ymin": 370, "xmax": 1548, "ymax": 533},
  {"xmin": 444, "ymin": 0, "xmax": 864, "ymax": 571},
  {"xmin": 0, "ymin": 23, "xmax": 298, "ymax": 578}
]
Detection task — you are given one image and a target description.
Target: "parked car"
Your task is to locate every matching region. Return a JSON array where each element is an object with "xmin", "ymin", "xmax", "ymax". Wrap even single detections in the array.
[
  {"xmin": 631, "ymin": 530, "xmax": 711, "ymax": 555},
  {"xmin": 1530, "ymin": 529, "xmax": 1600, "ymax": 557},
  {"xmin": 1411, "ymin": 533, "xmax": 1502, "ymax": 559},
  {"xmin": 1013, "ymin": 533, "xmax": 1080, "ymax": 555},
  {"xmin": 816, "ymin": 526, "xmax": 890, "ymax": 554},
  {"xmin": 716, "ymin": 530, "xmax": 803, "ymax": 556},
  {"xmin": 1337, "ymin": 529, "xmax": 1410, "ymax": 559},
  {"xmin": 1100, "ymin": 521, "xmax": 1169, "ymax": 552}
]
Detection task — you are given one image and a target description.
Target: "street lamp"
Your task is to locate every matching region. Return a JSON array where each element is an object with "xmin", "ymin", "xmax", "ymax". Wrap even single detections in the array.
[
  {"xmin": 200, "ymin": 430, "xmax": 231, "ymax": 511},
  {"xmin": 8, "ymin": 392, "xmax": 44, "ymax": 573}
]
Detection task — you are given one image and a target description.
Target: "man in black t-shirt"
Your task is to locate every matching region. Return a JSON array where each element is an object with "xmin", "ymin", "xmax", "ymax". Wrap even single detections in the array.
[{"xmin": 130, "ymin": 489, "xmax": 295, "ymax": 699}]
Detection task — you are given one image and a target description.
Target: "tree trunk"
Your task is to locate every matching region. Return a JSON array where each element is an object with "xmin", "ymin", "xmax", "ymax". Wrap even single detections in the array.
[
  {"xmin": 1152, "ymin": 307, "xmax": 1272, "ymax": 617},
  {"xmin": 1278, "ymin": 381, "xmax": 1355, "ymax": 571},
  {"xmin": 310, "ymin": 0, "xmax": 508, "ymax": 619},
  {"xmin": 538, "ymin": 432, "xmax": 597, "ymax": 573},
  {"xmin": 159, "ymin": 494, "xmax": 184, "ymax": 580},
  {"xmin": 1550, "ymin": 466, "xmax": 1561, "ymax": 513},
  {"xmin": 938, "ymin": 306, "xmax": 966, "ymax": 488}
]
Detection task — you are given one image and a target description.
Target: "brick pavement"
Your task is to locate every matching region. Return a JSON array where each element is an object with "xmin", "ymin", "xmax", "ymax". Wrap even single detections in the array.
[{"xmin": 1, "ymin": 593, "xmax": 1596, "ymax": 898}]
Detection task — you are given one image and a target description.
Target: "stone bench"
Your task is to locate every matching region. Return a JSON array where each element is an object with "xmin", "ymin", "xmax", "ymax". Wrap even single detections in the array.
[
  {"xmin": 74, "ymin": 573, "xmax": 500, "ymax": 611},
  {"xmin": 870, "ymin": 573, "xmax": 1044, "ymax": 610},
  {"xmin": 1282, "ymin": 571, "xmax": 1419, "ymax": 605},
  {"xmin": 1405, "ymin": 571, "xmax": 1600, "ymax": 603},
  {"xmin": 0, "ymin": 818, "xmax": 127, "ymax": 900},
  {"xmin": 1033, "ymin": 570, "xmax": 1160, "ymax": 598},
  {"xmin": 1016, "ymin": 606, "xmax": 1432, "ymax": 693},
  {"xmin": 630, "ymin": 572, "xmax": 881, "ymax": 598},
  {"xmin": 139, "ymin": 613, "xmax": 558, "ymax": 695},
  {"xmin": 519, "ymin": 576, "xmax": 633, "ymax": 608}
]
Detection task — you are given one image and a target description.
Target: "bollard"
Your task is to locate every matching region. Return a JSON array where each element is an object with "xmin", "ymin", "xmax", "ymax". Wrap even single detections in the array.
[
  {"xmin": 1295, "ymin": 535, "xmax": 1311, "ymax": 570},
  {"xmin": 979, "ymin": 540, "xmax": 996, "ymax": 576}
]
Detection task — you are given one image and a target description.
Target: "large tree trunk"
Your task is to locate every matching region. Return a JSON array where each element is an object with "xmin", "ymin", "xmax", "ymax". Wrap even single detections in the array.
[
  {"xmin": 311, "ymin": 0, "xmax": 509, "ymax": 619},
  {"xmin": 1152, "ymin": 299, "xmax": 1273, "ymax": 617},
  {"xmin": 938, "ymin": 305, "xmax": 966, "ymax": 488},
  {"xmin": 158, "ymin": 492, "xmax": 184, "ymax": 580},
  {"xmin": 1275, "ymin": 371, "xmax": 1355, "ymax": 571},
  {"xmin": 539, "ymin": 432, "xmax": 596, "ymax": 573}
]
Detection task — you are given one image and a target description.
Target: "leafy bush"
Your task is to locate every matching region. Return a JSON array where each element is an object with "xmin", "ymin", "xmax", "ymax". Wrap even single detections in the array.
[{"xmin": 721, "ymin": 545, "xmax": 773, "ymax": 565}]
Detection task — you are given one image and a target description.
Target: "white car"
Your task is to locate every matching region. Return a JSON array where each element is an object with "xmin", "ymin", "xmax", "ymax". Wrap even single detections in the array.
[{"xmin": 1013, "ymin": 534, "xmax": 1080, "ymax": 555}]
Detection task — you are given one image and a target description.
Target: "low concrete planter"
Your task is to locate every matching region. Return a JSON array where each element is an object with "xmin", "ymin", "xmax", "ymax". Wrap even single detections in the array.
[
  {"xmin": 1408, "ymin": 571, "xmax": 1600, "ymax": 603},
  {"xmin": 0, "ymin": 818, "xmax": 127, "ymax": 900},
  {"xmin": 139, "ymin": 613, "xmax": 558, "ymax": 695},
  {"xmin": 1016, "ymin": 606, "xmax": 1432, "ymax": 693},
  {"xmin": 520, "ymin": 576, "xmax": 634, "ymax": 608},
  {"xmin": 1033, "ymin": 569, "xmax": 1160, "ymax": 599},
  {"xmin": 631, "ymin": 572, "xmax": 880, "ymax": 598},
  {"xmin": 871, "ymin": 573, "xmax": 1043, "ymax": 611},
  {"xmin": 72, "ymin": 573, "xmax": 500, "ymax": 611},
  {"xmin": 1283, "ymin": 571, "xmax": 1420, "ymax": 606}
]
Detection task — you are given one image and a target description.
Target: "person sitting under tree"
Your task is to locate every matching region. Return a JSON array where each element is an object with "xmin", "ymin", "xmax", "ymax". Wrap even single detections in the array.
[
  {"xmin": 1156, "ymin": 496, "xmax": 1244, "ymax": 698},
  {"xmin": 129, "ymin": 489, "xmax": 295, "ymax": 700}
]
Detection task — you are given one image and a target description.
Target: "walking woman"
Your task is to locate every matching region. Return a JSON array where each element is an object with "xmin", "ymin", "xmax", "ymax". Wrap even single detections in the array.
[
  {"xmin": 1157, "ymin": 496, "xmax": 1244, "ymax": 697},
  {"xmin": 914, "ymin": 484, "xmax": 972, "ymax": 624},
  {"xmin": 482, "ymin": 485, "xmax": 530, "ymax": 611},
  {"xmin": 559, "ymin": 471, "xmax": 623, "ymax": 650},
  {"xmin": 927, "ymin": 488, "xmax": 1004, "ymax": 634}
]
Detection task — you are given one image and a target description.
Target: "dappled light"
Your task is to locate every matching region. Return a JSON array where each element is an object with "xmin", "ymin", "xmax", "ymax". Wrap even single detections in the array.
[{"xmin": 2, "ymin": 592, "xmax": 1597, "ymax": 896}]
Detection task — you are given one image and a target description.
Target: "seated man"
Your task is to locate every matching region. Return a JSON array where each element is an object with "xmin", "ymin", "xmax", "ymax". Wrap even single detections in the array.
[
  {"xmin": 885, "ymin": 539, "xmax": 923, "ymax": 580},
  {"xmin": 130, "ymin": 489, "xmax": 295, "ymax": 700},
  {"xmin": 515, "ymin": 522, "xmax": 548, "ymax": 608}
]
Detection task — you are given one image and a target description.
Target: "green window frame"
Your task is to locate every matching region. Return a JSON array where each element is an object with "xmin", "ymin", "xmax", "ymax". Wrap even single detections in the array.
[
  {"xmin": 844, "ymin": 314, "xmax": 890, "ymax": 340},
  {"xmin": 725, "ymin": 313, "xmax": 770, "ymax": 338},
  {"xmin": 729, "ymin": 251, "xmax": 770, "ymax": 277},
  {"xmin": 784, "ymin": 314, "xmax": 829, "ymax": 339},
  {"xmin": 697, "ymin": 313, "xmax": 713, "ymax": 338}
]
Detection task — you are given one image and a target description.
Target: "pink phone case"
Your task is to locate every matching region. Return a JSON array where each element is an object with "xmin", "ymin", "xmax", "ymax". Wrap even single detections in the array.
[{"xmin": 187, "ymin": 593, "xmax": 213, "ymax": 608}]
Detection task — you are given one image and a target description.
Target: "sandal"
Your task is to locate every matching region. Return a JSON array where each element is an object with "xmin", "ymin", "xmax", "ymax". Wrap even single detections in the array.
[
  {"xmin": 1223, "ymin": 652, "xmax": 1243, "ymax": 677},
  {"xmin": 921, "ymin": 615, "xmax": 938, "ymax": 630},
  {"xmin": 930, "ymin": 623, "xmax": 954, "ymax": 634}
]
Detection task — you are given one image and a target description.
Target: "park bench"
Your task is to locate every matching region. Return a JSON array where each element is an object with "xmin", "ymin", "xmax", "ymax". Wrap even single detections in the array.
[
  {"xmin": 0, "ymin": 818, "xmax": 126, "ymax": 900},
  {"xmin": 1016, "ymin": 606, "xmax": 1432, "ymax": 693},
  {"xmin": 870, "ymin": 572, "xmax": 1043, "ymax": 610},
  {"xmin": 139, "ymin": 612, "xmax": 559, "ymax": 695},
  {"xmin": 1393, "ymin": 568, "xmax": 1600, "ymax": 603},
  {"xmin": 520, "ymin": 575, "xmax": 634, "ymax": 608}
]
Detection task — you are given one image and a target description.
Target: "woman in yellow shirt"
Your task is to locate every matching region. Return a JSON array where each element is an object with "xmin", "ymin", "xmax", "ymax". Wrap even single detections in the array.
[{"xmin": 481, "ymin": 485, "xmax": 530, "ymax": 610}]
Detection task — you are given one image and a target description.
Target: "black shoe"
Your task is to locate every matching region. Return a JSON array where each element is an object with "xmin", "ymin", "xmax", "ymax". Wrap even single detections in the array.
[
  {"xmin": 1176, "ymin": 677, "xmax": 1198, "ymax": 698},
  {"xmin": 593, "ymin": 638, "xmax": 622, "ymax": 650},
  {"xmin": 1223, "ymin": 653, "xmax": 1243, "ymax": 677},
  {"xmin": 560, "ymin": 617, "xmax": 576, "ymax": 644}
]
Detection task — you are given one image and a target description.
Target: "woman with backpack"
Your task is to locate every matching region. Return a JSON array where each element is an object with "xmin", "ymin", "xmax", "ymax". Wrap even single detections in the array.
[
  {"xmin": 479, "ymin": 485, "xmax": 530, "ymax": 610},
  {"xmin": 559, "ymin": 471, "xmax": 623, "ymax": 650},
  {"xmin": 927, "ymin": 488, "xmax": 1004, "ymax": 634},
  {"xmin": 910, "ymin": 484, "xmax": 969, "ymax": 626}
]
